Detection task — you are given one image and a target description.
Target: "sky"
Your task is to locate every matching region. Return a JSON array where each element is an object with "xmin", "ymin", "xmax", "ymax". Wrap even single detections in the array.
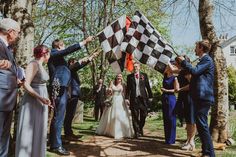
[{"xmin": 167, "ymin": 0, "xmax": 236, "ymax": 48}]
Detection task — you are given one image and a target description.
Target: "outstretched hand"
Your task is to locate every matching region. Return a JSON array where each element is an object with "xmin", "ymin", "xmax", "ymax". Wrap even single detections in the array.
[
  {"xmin": 84, "ymin": 36, "xmax": 94, "ymax": 45},
  {"xmin": 91, "ymin": 51, "xmax": 100, "ymax": 59},
  {"xmin": 176, "ymin": 56, "xmax": 185, "ymax": 63}
]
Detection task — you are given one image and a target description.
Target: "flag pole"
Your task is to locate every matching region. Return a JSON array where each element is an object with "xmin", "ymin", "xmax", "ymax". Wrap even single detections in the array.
[
  {"xmin": 173, "ymin": 50, "xmax": 180, "ymax": 57},
  {"xmin": 95, "ymin": 30, "xmax": 103, "ymax": 37},
  {"xmin": 167, "ymin": 44, "xmax": 180, "ymax": 57}
]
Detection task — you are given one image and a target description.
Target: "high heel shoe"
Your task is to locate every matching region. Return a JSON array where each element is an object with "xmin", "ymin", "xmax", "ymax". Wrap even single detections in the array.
[{"xmin": 181, "ymin": 143, "xmax": 195, "ymax": 151}]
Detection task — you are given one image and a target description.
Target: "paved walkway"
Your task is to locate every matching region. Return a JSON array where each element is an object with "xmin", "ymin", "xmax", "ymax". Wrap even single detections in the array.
[{"xmin": 56, "ymin": 129, "xmax": 197, "ymax": 157}]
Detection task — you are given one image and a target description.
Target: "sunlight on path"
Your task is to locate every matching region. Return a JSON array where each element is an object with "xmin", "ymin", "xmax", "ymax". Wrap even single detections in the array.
[{"xmin": 57, "ymin": 130, "xmax": 196, "ymax": 157}]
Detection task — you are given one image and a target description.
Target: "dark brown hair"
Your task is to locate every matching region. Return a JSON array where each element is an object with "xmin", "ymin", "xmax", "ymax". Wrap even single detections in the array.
[
  {"xmin": 52, "ymin": 39, "xmax": 64, "ymax": 49},
  {"xmin": 68, "ymin": 57, "xmax": 76, "ymax": 65}
]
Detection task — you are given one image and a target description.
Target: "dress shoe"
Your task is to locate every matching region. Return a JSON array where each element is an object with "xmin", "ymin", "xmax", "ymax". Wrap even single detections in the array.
[
  {"xmin": 181, "ymin": 143, "xmax": 195, "ymax": 151},
  {"xmin": 50, "ymin": 146, "xmax": 70, "ymax": 156},
  {"xmin": 65, "ymin": 133, "xmax": 83, "ymax": 141},
  {"xmin": 140, "ymin": 130, "xmax": 144, "ymax": 136},
  {"xmin": 134, "ymin": 133, "xmax": 141, "ymax": 139}
]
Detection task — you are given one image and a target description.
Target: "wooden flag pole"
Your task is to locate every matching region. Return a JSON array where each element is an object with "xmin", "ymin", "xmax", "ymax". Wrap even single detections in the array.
[
  {"xmin": 173, "ymin": 50, "xmax": 180, "ymax": 57},
  {"xmin": 95, "ymin": 30, "xmax": 103, "ymax": 37}
]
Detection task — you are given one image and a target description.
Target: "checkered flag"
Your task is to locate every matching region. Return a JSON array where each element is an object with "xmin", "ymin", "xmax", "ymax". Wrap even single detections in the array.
[
  {"xmin": 98, "ymin": 15, "xmax": 131, "ymax": 74},
  {"xmin": 121, "ymin": 11, "xmax": 174, "ymax": 73}
]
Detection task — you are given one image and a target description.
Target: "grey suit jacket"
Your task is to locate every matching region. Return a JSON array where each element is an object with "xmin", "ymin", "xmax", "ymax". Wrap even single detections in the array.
[{"xmin": 0, "ymin": 38, "xmax": 18, "ymax": 111}]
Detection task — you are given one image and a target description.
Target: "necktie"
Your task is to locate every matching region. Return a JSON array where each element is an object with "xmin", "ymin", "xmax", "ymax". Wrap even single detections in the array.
[{"xmin": 135, "ymin": 73, "xmax": 139, "ymax": 79}]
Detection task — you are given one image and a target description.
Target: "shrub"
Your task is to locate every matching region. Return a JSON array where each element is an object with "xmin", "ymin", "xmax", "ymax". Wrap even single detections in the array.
[{"xmin": 227, "ymin": 66, "xmax": 236, "ymax": 108}]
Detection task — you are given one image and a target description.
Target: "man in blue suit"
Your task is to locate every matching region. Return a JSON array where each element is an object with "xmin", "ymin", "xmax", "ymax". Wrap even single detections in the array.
[
  {"xmin": 48, "ymin": 36, "xmax": 93, "ymax": 155},
  {"xmin": 177, "ymin": 40, "xmax": 215, "ymax": 157},
  {"xmin": 64, "ymin": 52, "xmax": 99, "ymax": 140},
  {"xmin": 0, "ymin": 18, "xmax": 21, "ymax": 157}
]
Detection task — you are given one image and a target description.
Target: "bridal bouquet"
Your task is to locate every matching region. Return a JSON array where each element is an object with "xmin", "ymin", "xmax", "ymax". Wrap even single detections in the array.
[
  {"xmin": 104, "ymin": 96, "xmax": 112, "ymax": 107},
  {"xmin": 104, "ymin": 89, "xmax": 113, "ymax": 107}
]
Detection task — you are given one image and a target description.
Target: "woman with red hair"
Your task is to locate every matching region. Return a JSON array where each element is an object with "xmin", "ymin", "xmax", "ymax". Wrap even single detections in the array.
[{"xmin": 15, "ymin": 45, "xmax": 52, "ymax": 157}]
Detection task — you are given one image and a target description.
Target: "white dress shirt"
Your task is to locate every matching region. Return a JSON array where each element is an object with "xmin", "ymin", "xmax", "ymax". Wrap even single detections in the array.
[{"xmin": 135, "ymin": 72, "xmax": 141, "ymax": 97}]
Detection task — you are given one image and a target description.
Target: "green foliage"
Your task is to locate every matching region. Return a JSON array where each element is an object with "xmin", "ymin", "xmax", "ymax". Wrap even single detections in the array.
[
  {"xmin": 33, "ymin": 0, "xmax": 170, "ymax": 99},
  {"xmin": 227, "ymin": 66, "xmax": 236, "ymax": 107}
]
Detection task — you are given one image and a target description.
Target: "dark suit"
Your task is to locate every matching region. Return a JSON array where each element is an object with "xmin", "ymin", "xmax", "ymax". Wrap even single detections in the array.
[
  {"xmin": 93, "ymin": 84, "xmax": 106, "ymax": 121},
  {"xmin": 126, "ymin": 72, "xmax": 153, "ymax": 136},
  {"xmin": 64, "ymin": 60, "xmax": 90, "ymax": 135},
  {"xmin": 181, "ymin": 54, "xmax": 215, "ymax": 157},
  {"xmin": 48, "ymin": 44, "xmax": 82, "ymax": 148},
  {"xmin": 0, "ymin": 39, "xmax": 18, "ymax": 157}
]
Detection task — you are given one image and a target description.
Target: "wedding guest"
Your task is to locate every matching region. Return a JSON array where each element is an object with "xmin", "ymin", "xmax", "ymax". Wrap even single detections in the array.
[
  {"xmin": 48, "ymin": 36, "xmax": 93, "ymax": 156},
  {"xmin": 161, "ymin": 63, "xmax": 179, "ymax": 144},
  {"xmin": 176, "ymin": 40, "xmax": 215, "ymax": 157},
  {"xmin": 15, "ymin": 45, "xmax": 52, "ymax": 157},
  {"xmin": 175, "ymin": 56, "xmax": 197, "ymax": 150},
  {"xmin": 93, "ymin": 79, "xmax": 106, "ymax": 121},
  {"xmin": 64, "ymin": 52, "xmax": 99, "ymax": 140},
  {"xmin": 0, "ymin": 18, "xmax": 20, "ymax": 157},
  {"xmin": 169, "ymin": 56, "xmax": 196, "ymax": 150}
]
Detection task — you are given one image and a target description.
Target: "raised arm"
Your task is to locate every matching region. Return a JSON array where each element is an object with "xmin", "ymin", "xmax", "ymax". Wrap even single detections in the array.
[
  {"xmin": 69, "ymin": 60, "xmax": 90, "ymax": 71},
  {"xmin": 174, "ymin": 77, "xmax": 180, "ymax": 92},
  {"xmin": 168, "ymin": 62, "xmax": 181, "ymax": 74},
  {"xmin": 181, "ymin": 58, "xmax": 211, "ymax": 76},
  {"xmin": 51, "ymin": 36, "xmax": 94, "ymax": 58}
]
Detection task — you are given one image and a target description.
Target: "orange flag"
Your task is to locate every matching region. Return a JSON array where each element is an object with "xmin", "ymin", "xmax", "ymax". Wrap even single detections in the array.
[{"xmin": 125, "ymin": 16, "xmax": 134, "ymax": 72}]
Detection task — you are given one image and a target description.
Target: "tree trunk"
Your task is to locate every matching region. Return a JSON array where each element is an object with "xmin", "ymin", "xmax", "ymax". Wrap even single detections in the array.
[
  {"xmin": 199, "ymin": 0, "xmax": 229, "ymax": 143},
  {"xmin": 1, "ymin": 0, "xmax": 34, "ymax": 142},
  {"xmin": 1, "ymin": 0, "xmax": 34, "ymax": 67}
]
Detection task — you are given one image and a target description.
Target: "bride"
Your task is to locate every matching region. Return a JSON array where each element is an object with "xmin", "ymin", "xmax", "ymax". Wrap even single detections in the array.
[{"xmin": 96, "ymin": 74, "xmax": 134, "ymax": 139}]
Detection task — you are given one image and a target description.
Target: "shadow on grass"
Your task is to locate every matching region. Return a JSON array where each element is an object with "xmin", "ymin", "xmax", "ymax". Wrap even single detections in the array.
[{"xmin": 107, "ymin": 136, "xmax": 191, "ymax": 157}]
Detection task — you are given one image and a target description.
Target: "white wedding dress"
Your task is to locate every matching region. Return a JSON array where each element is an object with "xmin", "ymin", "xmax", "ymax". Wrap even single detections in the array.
[{"xmin": 96, "ymin": 84, "xmax": 134, "ymax": 139}]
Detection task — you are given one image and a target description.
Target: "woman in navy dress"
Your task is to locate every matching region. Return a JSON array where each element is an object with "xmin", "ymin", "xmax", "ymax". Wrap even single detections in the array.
[
  {"xmin": 161, "ymin": 64, "xmax": 179, "ymax": 144},
  {"xmin": 169, "ymin": 56, "xmax": 196, "ymax": 150},
  {"xmin": 179, "ymin": 71, "xmax": 196, "ymax": 150}
]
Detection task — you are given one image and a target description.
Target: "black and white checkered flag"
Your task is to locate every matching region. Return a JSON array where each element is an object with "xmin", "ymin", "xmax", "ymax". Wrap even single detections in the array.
[
  {"xmin": 121, "ymin": 11, "xmax": 174, "ymax": 73},
  {"xmin": 98, "ymin": 15, "xmax": 130, "ymax": 74}
]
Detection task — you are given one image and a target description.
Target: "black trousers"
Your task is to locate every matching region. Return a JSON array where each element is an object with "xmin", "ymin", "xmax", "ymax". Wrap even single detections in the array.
[
  {"xmin": 130, "ymin": 97, "xmax": 148, "ymax": 135},
  {"xmin": 64, "ymin": 96, "xmax": 79, "ymax": 135},
  {"xmin": 94, "ymin": 102, "xmax": 104, "ymax": 121}
]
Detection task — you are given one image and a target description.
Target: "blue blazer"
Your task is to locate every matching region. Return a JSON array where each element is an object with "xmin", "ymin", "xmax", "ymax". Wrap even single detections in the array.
[
  {"xmin": 181, "ymin": 54, "xmax": 215, "ymax": 104},
  {"xmin": 0, "ymin": 39, "xmax": 18, "ymax": 111},
  {"xmin": 48, "ymin": 43, "xmax": 82, "ymax": 87},
  {"xmin": 69, "ymin": 60, "xmax": 90, "ymax": 97}
]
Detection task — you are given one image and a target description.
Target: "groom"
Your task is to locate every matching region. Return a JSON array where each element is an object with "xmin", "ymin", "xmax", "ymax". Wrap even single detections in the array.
[{"xmin": 125, "ymin": 62, "xmax": 153, "ymax": 138}]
